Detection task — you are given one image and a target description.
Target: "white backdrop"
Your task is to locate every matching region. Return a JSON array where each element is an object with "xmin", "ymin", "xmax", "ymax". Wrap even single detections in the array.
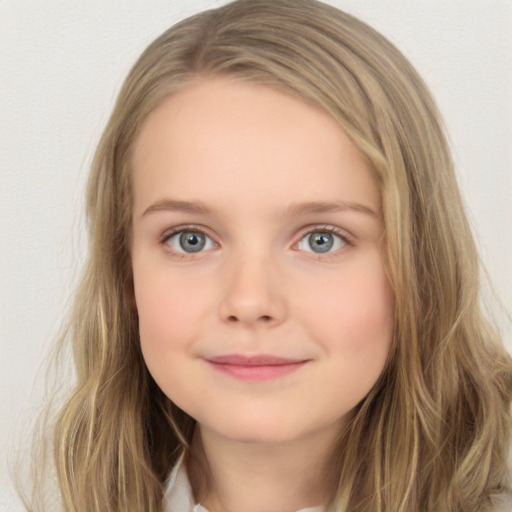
[{"xmin": 1, "ymin": 1, "xmax": 511, "ymax": 509}]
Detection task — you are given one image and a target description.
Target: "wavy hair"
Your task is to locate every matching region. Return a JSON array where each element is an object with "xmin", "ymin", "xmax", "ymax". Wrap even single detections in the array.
[{"xmin": 27, "ymin": 1, "xmax": 511, "ymax": 510}]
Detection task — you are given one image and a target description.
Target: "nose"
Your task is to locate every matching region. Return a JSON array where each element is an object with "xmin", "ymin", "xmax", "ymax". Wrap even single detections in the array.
[{"xmin": 218, "ymin": 253, "xmax": 287, "ymax": 327}]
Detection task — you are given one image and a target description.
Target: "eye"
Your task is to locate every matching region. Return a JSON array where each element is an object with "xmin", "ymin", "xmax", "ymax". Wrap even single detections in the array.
[
  {"xmin": 164, "ymin": 230, "xmax": 216, "ymax": 253},
  {"xmin": 297, "ymin": 230, "xmax": 347, "ymax": 254}
]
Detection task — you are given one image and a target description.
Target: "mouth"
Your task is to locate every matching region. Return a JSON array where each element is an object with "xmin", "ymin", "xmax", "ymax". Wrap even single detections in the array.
[{"xmin": 204, "ymin": 354, "xmax": 310, "ymax": 381}]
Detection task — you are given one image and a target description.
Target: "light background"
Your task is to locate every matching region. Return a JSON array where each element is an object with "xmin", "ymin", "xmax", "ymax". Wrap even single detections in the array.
[{"xmin": 1, "ymin": 1, "xmax": 511, "ymax": 509}]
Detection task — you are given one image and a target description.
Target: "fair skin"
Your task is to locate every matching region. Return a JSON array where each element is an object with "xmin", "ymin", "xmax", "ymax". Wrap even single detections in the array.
[{"xmin": 131, "ymin": 78, "xmax": 394, "ymax": 512}]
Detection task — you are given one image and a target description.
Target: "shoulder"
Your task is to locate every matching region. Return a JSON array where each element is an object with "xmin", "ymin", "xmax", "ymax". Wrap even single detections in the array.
[{"xmin": 491, "ymin": 492, "xmax": 512, "ymax": 512}]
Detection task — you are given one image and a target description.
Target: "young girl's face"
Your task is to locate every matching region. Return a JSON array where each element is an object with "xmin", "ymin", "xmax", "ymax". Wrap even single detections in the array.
[{"xmin": 130, "ymin": 78, "xmax": 393, "ymax": 445}]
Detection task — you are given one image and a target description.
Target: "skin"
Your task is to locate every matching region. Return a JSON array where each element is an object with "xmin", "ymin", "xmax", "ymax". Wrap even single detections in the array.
[{"xmin": 131, "ymin": 78, "xmax": 394, "ymax": 512}]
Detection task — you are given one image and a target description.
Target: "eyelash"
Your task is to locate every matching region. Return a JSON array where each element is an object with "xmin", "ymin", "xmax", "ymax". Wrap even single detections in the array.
[{"xmin": 159, "ymin": 224, "xmax": 353, "ymax": 259}]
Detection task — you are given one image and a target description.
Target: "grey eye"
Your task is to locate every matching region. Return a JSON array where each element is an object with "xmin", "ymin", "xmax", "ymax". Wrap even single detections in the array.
[
  {"xmin": 298, "ymin": 231, "xmax": 345, "ymax": 253},
  {"xmin": 166, "ymin": 230, "xmax": 215, "ymax": 253},
  {"xmin": 307, "ymin": 232, "xmax": 334, "ymax": 252},
  {"xmin": 179, "ymin": 232, "xmax": 206, "ymax": 252}
]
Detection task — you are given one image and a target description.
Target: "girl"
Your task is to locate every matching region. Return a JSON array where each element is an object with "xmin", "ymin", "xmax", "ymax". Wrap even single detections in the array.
[{"xmin": 26, "ymin": 0, "xmax": 512, "ymax": 511}]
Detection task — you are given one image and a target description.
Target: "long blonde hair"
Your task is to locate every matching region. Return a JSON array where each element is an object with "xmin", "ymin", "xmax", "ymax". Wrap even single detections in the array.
[{"xmin": 28, "ymin": 1, "xmax": 512, "ymax": 510}]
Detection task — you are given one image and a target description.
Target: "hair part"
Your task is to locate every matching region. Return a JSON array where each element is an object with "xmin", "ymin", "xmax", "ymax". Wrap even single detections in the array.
[{"xmin": 27, "ymin": 1, "xmax": 512, "ymax": 511}]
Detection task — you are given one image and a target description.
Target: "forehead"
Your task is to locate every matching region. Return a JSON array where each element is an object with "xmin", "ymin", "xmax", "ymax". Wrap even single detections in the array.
[{"xmin": 131, "ymin": 78, "xmax": 380, "ymax": 218}]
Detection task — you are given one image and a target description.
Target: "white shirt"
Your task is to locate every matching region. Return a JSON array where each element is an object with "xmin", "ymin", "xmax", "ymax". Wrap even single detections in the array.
[
  {"xmin": 163, "ymin": 458, "xmax": 325, "ymax": 512},
  {"xmin": 163, "ymin": 457, "xmax": 511, "ymax": 512}
]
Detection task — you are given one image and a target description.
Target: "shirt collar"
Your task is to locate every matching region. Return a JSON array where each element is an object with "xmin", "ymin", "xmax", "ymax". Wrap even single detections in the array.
[{"xmin": 163, "ymin": 456, "xmax": 325, "ymax": 512}]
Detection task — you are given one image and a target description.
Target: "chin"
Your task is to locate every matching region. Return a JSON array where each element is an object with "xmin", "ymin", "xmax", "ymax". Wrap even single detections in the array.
[
  {"xmin": 202, "ymin": 413, "xmax": 328, "ymax": 446},
  {"xmin": 218, "ymin": 428, "xmax": 302, "ymax": 445}
]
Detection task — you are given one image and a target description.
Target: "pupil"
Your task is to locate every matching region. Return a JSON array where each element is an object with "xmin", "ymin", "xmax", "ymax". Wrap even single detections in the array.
[
  {"xmin": 179, "ymin": 232, "xmax": 205, "ymax": 253},
  {"xmin": 310, "ymin": 232, "xmax": 333, "ymax": 253}
]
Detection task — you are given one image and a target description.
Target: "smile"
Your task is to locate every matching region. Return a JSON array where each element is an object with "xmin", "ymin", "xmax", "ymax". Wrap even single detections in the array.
[{"xmin": 204, "ymin": 354, "xmax": 310, "ymax": 381}]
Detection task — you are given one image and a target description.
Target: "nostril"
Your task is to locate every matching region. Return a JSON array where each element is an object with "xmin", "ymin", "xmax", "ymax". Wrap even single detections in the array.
[{"xmin": 226, "ymin": 314, "xmax": 272, "ymax": 323}]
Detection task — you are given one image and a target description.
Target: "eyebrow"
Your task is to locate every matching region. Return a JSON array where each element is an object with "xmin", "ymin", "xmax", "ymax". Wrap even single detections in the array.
[
  {"xmin": 141, "ymin": 199, "xmax": 378, "ymax": 218},
  {"xmin": 285, "ymin": 200, "xmax": 378, "ymax": 218},
  {"xmin": 142, "ymin": 199, "xmax": 211, "ymax": 217}
]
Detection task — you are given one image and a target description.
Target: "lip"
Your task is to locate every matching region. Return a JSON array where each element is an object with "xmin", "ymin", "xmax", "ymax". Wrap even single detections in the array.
[{"xmin": 204, "ymin": 354, "xmax": 309, "ymax": 381}]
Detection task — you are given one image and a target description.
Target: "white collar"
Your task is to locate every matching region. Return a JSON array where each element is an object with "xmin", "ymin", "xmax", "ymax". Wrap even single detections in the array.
[
  {"xmin": 163, "ymin": 456, "xmax": 201, "ymax": 512},
  {"xmin": 164, "ymin": 456, "xmax": 512, "ymax": 512},
  {"xmin": 163, "ymin": 457, "xmax": 325, "ymax": 512}
]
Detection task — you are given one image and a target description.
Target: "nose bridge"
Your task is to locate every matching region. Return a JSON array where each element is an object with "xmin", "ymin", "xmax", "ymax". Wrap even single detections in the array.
[{"xmin": 218, "ymin": 244, "xmax": 286, "ymax": 326}]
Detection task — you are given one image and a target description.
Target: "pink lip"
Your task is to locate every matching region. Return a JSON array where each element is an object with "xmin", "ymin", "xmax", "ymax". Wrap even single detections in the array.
[{"xmin": 205, "ymin": 354, "xmax": 309, "ymax": 380}]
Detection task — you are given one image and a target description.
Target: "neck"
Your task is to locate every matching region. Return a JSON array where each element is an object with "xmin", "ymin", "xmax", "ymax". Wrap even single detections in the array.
[{"xmin": 188, "ymin": 425, "xmax": 341, "ymax": 512}]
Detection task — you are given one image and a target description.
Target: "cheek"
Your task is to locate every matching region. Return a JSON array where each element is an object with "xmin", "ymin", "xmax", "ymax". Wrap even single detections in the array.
[
  {"xmin": 300, "ymin": 253, "xmax": 394, "ymax": 362},
  {"xmin": 134, "ymin": 269, "xmax": 208, "ymax": 368},
  {"xmin": 311, "ymin": 261, "xmax": 393, "ymax": 409}
]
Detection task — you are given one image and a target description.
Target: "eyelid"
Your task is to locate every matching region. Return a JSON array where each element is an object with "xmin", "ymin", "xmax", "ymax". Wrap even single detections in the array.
[
  {"xmin": 294, "ymin": 224, "xmax": 354, "ymax": 244},
  {"xmin": 160, "ymin": 224, "xmax": 214, "ymax": 240}
]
